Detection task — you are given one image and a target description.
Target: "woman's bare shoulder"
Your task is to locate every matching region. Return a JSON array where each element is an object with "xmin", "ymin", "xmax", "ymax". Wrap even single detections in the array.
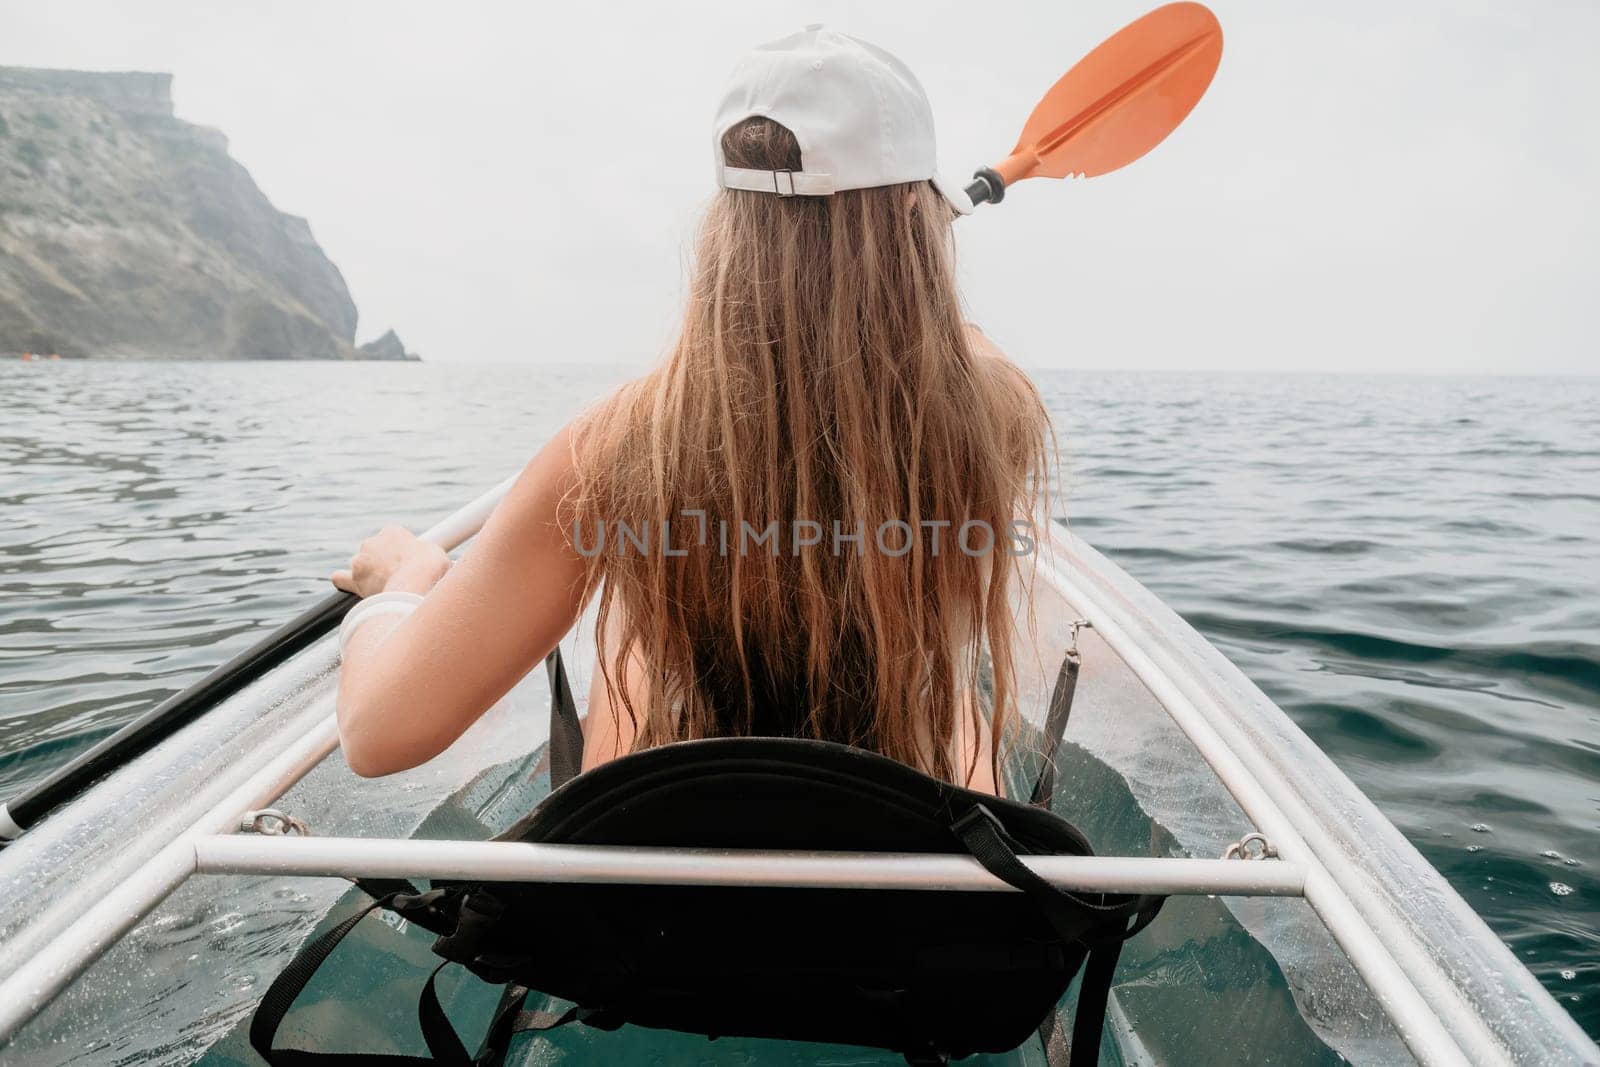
[
  {"xmin": 560, "ymin": 378, "xmax": 646, "ymax": 465},
  {"xmin": 502, "ymin": 375, "xmax": 645, "ymax": 516}
]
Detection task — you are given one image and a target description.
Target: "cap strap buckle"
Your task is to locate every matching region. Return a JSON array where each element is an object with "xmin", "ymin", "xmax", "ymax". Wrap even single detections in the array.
[{"xmin": 720, "ymin": 165, "xmax": 834, "ymax": 197}]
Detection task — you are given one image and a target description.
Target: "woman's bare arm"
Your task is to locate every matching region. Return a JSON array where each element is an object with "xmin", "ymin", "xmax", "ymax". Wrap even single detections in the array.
[{"xmin": 332, "ymin": 425, "xmax": 588, "ymax": 777}]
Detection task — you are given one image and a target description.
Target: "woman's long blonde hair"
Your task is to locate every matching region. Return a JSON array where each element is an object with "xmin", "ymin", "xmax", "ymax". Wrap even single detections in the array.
[{"xmin": 567, "ymin": 118, "xmax": 1049, "ymax": 785}]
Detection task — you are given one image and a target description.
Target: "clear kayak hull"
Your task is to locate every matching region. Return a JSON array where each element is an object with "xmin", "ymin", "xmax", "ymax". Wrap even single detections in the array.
[
  {"xmin": 1032, "ymin": 529, "xmax": 1593, "ymax": 1064},
  {"xmin": 0, "ymin": 519, "xmax": 1592, "ymax": 1065}
]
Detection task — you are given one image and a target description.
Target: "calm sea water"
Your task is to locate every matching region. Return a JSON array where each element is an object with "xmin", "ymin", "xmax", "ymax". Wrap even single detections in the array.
[{"xmin": 2, "ymin": 362, "xmax": 1596, "ymax": 1039}]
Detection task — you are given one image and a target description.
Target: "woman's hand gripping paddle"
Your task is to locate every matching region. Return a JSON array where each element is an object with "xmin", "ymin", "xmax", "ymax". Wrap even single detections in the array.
[{"xmin": 964, "ymin": 2, "xmax": 1223, "ymax": 207}]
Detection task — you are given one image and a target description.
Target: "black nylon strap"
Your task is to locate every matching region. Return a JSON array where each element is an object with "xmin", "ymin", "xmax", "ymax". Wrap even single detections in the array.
[
  {"xmin": 363, "ymin": 885, "xmax": 461, "ymax": 940},
  {"xmin": 430, "ymin": 888, "xmax": 504, "ymax": 965},
  {"xmin": 1122, "ymin": 897, "xmax": 1165, "ymax": 942},
  {"xmin": 418, "ymin": 961, "xmax": 472, "ymax": 1065},
  {"xmin": 352, "ymin": 877, "xmax": 424, "ymax": 904},
  {"xmin": 952, "ymin": 804, "xmax": 1133, "ymax": 946},
  {"xmin": 252, "ymin": 894, "xmax": 482, "ymax": 1067},
  {"xmin": 251, "ymin": 895, "xmax": 407, "ymax": 1064},
  {"xmin": 1029, "ymin": 650, "xmax": 1081, "ymax": 808},
  {"xmin": 546, "ymin": 648, "xmax": 583, "ymax": 790},
  {"xmin": 1069, "ymin": 941, "xmax": 1124, "ymax": 1066}
]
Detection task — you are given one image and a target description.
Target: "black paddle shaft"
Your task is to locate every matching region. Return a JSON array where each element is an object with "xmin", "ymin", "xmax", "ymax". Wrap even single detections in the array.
[
  {"xmin": 963, "ymin": 167, "xmax": 1006, "ymax": 207},
  {"xmin": 0, "ymin": 588, "xmax": 358, "ymax": 843}
]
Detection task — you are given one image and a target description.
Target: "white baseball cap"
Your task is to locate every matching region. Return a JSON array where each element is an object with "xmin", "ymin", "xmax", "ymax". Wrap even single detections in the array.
[{"xmin": 712, "ymin": 25, "xmax": 973, "ymax": 215}]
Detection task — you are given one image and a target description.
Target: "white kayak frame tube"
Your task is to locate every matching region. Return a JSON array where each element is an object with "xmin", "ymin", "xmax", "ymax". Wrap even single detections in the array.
[
  {"xmin": 1035, "ymin": 544, "xmax": 1496, "ymax": 1067},
  {"xmin": 0, "ymin": 476, "xmax": 515, "ymax": 1045},
  {"xmin": 193, "ymin": 836, "xmax": 1309, "ymax": 897},
  {"xmin": 0, "ymin": 718, "xmax": 341, "ymax": 1043}
]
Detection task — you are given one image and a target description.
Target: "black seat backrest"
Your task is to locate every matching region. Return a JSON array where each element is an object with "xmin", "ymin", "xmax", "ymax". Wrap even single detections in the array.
[
  {"xmin": 513, "ymin": 734, "xmax": 1092, "ymax": 852},
  {"xmin": 458, "ymin": 737, "xmax": 1119, "ymax": 1062},
  {"xmin": 252, "ymin": 714, "xmax": 1162, "ymax": 1067}
]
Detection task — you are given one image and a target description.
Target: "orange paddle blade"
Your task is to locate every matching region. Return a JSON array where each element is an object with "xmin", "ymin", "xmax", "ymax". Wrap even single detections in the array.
[{"xmin": 972, "ymin": 3, "xmax": 1222, "ymax": 202}]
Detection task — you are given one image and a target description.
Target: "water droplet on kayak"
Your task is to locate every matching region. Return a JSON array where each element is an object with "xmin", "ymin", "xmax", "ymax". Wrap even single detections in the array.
[
  {"xmin": 1471, "ymin": 823, "xmax": 1492, "ymax": 833},
  {"xmin": 1550, "ymin": 882, "xmax": 1574, "ymax": 897}
]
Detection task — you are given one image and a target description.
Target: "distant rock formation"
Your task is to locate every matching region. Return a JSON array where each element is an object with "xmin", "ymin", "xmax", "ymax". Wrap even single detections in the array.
[
  {"xmin": 0, "ymin": 67, "xmax": 415, "ymax": 360},
  {"xmin": 357, "ymin": 329, "xmax": 418, "ymax": 362}
]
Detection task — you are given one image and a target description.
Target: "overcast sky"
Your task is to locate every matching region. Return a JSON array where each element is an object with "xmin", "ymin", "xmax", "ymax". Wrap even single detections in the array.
[{"xmin": 4, "ymin": 1, "xmax": 1596, "ymax": 373}]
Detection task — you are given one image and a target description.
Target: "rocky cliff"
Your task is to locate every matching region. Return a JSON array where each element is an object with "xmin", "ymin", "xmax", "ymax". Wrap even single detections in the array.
[{"xmin": 0, "ymin": 67, "xmax": 414, "ymax": 360}]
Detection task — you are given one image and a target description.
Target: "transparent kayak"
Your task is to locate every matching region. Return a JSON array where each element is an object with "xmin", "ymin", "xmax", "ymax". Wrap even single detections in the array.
[{"xmin": 0, "ymin": 486, "xmax": 1591, "ymax": 1066}]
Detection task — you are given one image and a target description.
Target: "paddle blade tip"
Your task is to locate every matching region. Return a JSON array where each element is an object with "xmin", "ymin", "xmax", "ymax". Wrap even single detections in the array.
[{"xmin": 1004, "ymin": 2, "xmax": 1224, "ymax": 185}]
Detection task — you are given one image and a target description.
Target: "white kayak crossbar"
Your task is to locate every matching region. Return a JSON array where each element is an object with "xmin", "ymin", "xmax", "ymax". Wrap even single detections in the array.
[{"xmin": 194, "ymin": 835, "xmax": 1309, "ymax": 896}]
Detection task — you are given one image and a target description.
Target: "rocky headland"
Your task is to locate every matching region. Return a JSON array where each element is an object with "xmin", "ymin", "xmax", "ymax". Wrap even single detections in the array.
[{"xmin": 0, "ymin": 67, "xmax": 416, "ymax": 360}]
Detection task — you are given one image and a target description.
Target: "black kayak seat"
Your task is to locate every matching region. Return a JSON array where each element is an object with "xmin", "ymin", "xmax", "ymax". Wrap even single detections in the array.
[{"xmin": 251, "ymin": 734, "xmax": 1164, "ymax": 1066}]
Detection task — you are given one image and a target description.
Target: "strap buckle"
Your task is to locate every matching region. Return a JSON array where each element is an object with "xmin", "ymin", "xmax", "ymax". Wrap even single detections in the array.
[
  {"xmin": 951, "ymin": 802, "xmax": 1007, "ymax": 843},
  {"xmin": 772, "ymin": 169, "xmax": 796, "ymax": 197}
]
